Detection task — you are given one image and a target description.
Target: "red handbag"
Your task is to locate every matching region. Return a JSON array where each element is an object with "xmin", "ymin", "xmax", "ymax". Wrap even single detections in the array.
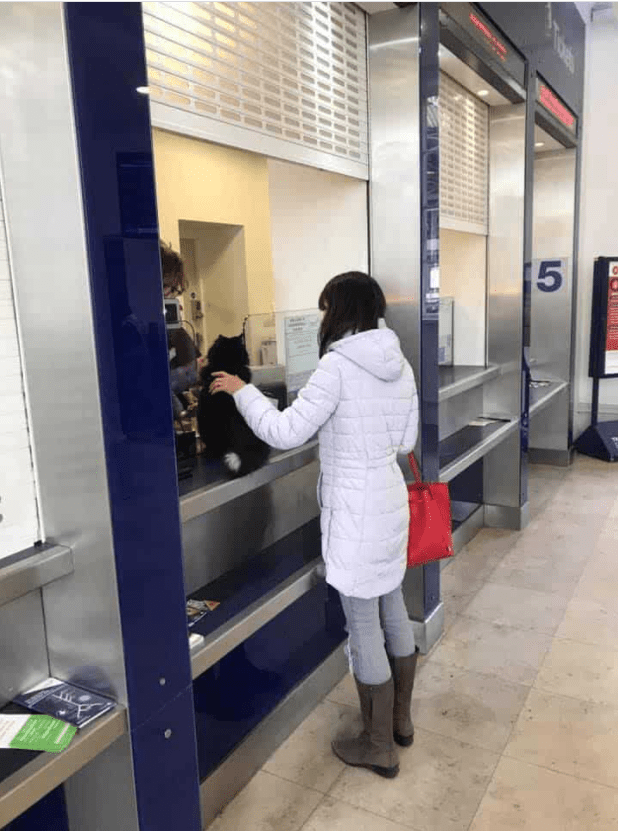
[{"xmin": 407, "ymin": 453, "xmax": 454, "ymax": 567}]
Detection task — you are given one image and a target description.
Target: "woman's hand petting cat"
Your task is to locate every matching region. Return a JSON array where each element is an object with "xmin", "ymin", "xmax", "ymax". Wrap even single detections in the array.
[{"xmin": 209, "ymin": 371, "xmax": 246, "ymax": 396}]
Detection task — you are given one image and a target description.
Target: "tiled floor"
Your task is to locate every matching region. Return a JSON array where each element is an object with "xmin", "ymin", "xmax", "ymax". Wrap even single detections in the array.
[{"xmin": 209, "ymin": 454, "xmax": 618, "ymax": 831}]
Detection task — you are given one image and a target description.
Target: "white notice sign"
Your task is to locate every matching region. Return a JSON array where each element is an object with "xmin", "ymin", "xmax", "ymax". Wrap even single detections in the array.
[{"xmin": 284, "ymin": 312, "xmax": 321, "ymax": 397}]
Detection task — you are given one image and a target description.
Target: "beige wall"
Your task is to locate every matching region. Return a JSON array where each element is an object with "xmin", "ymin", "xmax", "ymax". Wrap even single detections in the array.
[
  {"xmin": 440, "ymin": 229, "xmax": 487, "ymax": 366},
  {"xmin": 152, "ymin": 128, "xmax": 275, "ymax": 320}
]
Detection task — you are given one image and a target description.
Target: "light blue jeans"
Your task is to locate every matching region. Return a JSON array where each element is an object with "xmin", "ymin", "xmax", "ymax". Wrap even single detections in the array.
[{"xmin": 339, "ymin": 585, "xmax": 416, "ymax": 685}]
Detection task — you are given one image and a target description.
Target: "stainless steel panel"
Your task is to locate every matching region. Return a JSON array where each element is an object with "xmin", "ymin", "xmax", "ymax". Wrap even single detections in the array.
[
  {"xmin": 182, "ymin": 461, "xmax": 319, "ymax": 595},
  {"xmin": 483, "ymin": 102, "xmax": 526, "ymax": 516},
  {"xmin": 199, "ymin": 647, "xmax": 347, "ymax": 829},
  {"xmin": 528, "ymin": 448, "xmax": 573, "ymax": 467},
  {"xmin": 451, "ymin": 504, "xmax": 484, "ymax": 553},
  {"xmin": 368, "ymin": 8, "xmax": 421, "ymax": 392},
  {"xmin": 191, "ymin": 562, "xmax": 322, "ymax": 680},
  {"xmin": 529, "ymin": 381, "xmax": 569, "ymax": 418},
  {"xmin": 484, "ymin": 501, "xmax": 529, "ymax": 531},
  {"xmin": 411, "ymin": 602, "xmax": 444, "ymax": 655},
  {"xmin": 180, "ymin": 442, "xmax": 318, "ymax": 523},
  {"xmin": 439, "ymin": 364, "xmax": 500, "ymax": 402},
  {"xmin": 0, "ymin": 4, "xmax": 127, "ymax": 702},
  {"xmin": 440, "ymin": 419, "xmax": 519, "ymax": 483},
  {"xmin": 63, "ymin": 733, "xmax": 139, "ymax": 831},
  {"xmin": 530, "ymin": 386, "xmax": 570, "ymax": 452},
  {"xmin": 0, "ymin": 591, "xmax": 48, "ymax": 708},
  {"xmin": 484, "ymin": 103, "xmax": 526, "ymax": 418},
  {"xmin": 484, "ymin": 428, "xmax": 522, "ymax": 511},
  {"xmin": 439, "ymin": 386, "xmax": 484, "ymax": 441},
  {"xmin": 0, "ymin": 545, "xmax": 73, "ymax": 611},
  {"xmin": 0, "ymin": 708, "xmax": 127, "ymax": 829},
  {"xmin": 530, "ymin": 149, "xmax": 576, "ymax": 454}
]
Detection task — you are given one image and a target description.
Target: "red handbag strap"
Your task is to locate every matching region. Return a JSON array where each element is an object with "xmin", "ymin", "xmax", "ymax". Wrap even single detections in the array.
[{"xmin": 408, "ymin": 453, "xmax": 422, "ymax": 484}]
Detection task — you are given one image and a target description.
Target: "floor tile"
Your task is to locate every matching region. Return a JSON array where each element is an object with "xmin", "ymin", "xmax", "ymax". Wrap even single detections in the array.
[
  {"xmin": 413, "ymin": 659, "xmax": 529, "ymax": 753},
  {"xmin": 556, "ymin": 595, "xmax": 618, "ymax": 649},
  {"xmin": 464, "ymin": 582, "xmax": 569, "ymax": 635},
  {"xmin": 329, "ymin": 727, "xmax": 499, "ymax": 831},
  {"xmin": 469, "ymin": 756, "xmax": 618, "ymax": 831},
  {"xmin": 535, "ymin": 638, "xmax": 618, "ymax": 706},
  {"xmin": 488, "ymin": 547, "xmax": 585, "ymax": 597},
  {"xmin": 430, "ymin": 616, "xmax": 552, "ymax": 686},
  {"xmin": 504, "ymin": 687, "xmax": 618, "ymax": 790},
  {"xmin": 549, "ymin": 483, "xmax": 618, "ymax": 516},
  {"xmin": 302, "ymin": 796, "xmax": 415, "ymax": 831},
  {"xmin": 209, "ymin": 770, "xmax": 322, "ymax": 831},
  {"xmin": 263, "ymin": 701, "xmax": 358, "ymax": 793}
]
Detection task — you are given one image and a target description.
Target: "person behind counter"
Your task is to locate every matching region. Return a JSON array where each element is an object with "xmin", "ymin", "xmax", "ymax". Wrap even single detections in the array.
[
  {"xmin": 160, "ymin": 241, "xmax": 201, "ymax": 418},
  {"xmin": 209, "ymin": 271, "xmax": 419, "ymax": 780}
]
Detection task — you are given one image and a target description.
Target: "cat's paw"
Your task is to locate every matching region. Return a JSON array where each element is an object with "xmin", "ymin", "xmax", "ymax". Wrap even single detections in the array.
[{"xmin": 223, "ymin": 452, "xmax": 242, "ymax": 473}]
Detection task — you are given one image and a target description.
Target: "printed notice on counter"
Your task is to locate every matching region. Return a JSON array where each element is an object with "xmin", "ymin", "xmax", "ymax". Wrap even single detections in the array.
[
  {"xmin": 0, "ymin": 714, "xmax": 76, "ymax": 753},
  {"xmin": 187, "ymin": 599, "xmax": 220, "ymax": 628},
  {"xmin": 605, "ymin": 263, "xmax": 618, "ymax": 374},
  {"xmin": 14, "ymin": 678, "xmax": 115, "ymax": 729},
  {"xmin": 284, "ymin": 312, "xmax": 321, "ymax": 396}
]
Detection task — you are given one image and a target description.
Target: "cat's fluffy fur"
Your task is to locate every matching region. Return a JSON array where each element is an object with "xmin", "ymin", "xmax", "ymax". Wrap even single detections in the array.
[{"xmin": 197, "ymin": 335, "xmax": 271, "ymax": 477}]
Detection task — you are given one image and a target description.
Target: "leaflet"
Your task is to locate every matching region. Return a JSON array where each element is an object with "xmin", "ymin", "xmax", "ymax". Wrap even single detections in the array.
[
  {"xmin": 0, "ymin": 714, "xmax": 76, "ymax": 753},
  {"xmin": 14, "ymin": 678, "xmax": 115, "ymax": 729}
]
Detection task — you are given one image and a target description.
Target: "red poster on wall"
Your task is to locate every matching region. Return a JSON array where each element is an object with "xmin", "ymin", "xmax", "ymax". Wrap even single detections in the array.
[{"xmin": 605, "ymin": 261, "xmax": 618, "ymax": 374}]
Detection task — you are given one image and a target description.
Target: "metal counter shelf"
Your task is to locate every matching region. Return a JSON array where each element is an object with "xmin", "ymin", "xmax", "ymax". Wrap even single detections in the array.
[
  {"xmin": 439, "ymin": 417, "xmax": 519, "ymax": 482},
  {"xmin": 179, "ymin": 441, "xmax": 319, "ymax": 523},
  {"xmin": 0, "ymin": 705, "xmax": 126, "ymax": 828},
  {"xmin": 438, "ymin": 364, "xmax": 500, "ymax": 402},
  {"xmin": 529, "ymin": 380, "xmax": 569, "ymax": 418},
  {"xmin": 190, "ymin": 560, "xmax": 323, "ymax": 680},
  {"xmin": 0, "ymin": 545, "xmax": 73, "ymax": 611}
]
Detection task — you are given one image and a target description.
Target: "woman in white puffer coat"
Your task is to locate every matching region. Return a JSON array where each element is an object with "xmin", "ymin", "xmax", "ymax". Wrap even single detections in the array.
[{"xmin": 210, "ymin": 272, "xmax": 419, "ymax": 779}]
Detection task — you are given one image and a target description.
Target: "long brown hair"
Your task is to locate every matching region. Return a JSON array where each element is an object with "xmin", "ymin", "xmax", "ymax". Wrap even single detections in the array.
[{"xmin": 318, "ymin": 271, "xmax": 386, "ymax": 357}]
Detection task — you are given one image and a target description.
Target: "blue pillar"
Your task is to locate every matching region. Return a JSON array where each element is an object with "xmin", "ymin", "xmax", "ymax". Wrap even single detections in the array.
[{"xmin": 63, "ymin": 4, "xmax": 201, "ymax": 829}]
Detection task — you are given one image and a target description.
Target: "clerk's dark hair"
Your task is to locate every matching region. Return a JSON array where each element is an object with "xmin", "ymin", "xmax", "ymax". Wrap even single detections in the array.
[
  {"xmin": 318, "ymin": 271, "xmax": 386, "ymax": 358},
  {"xmin": 159, "ymin": 240, "xmax": 185, "ymax": 296}
]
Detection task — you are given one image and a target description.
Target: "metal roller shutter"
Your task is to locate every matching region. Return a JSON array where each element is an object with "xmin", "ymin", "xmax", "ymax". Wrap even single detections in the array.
[{"xmin": 143, "ymin": 2, "xmax": 369, "ymax": 180}]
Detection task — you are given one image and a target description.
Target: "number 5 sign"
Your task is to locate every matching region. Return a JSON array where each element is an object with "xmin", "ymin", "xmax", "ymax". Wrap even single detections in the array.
[{"xmin": 532, "ymin": 259, "xmax": 567, "ymax": 293}]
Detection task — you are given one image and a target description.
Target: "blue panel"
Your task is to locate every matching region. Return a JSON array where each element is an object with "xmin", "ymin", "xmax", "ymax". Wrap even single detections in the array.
[
  {"xmin": 418, "ymin": 2, "xmax": 441, "ymax": 616},
  {"xmin": 193, "ymin": 581, "xmax": 346, "ymax": 780},
  {"xmin": 63, "ymin": 4, "xmax": 201, "ymax": 829},
  {"xmin": 130, "ymin": 688, "xmax": 202, "ymax": 831},
  {"xmin": 4, "ymin": 788, "xmax": 68, "ymax": 831}
]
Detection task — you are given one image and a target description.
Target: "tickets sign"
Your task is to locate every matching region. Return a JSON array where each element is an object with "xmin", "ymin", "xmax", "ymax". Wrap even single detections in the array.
[{"xmin": 605, "ymin": 261, "xmax": 618, "ymax": 374}]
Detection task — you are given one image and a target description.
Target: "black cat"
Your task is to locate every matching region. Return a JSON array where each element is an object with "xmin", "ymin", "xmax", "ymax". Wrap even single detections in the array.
[{"xmin": 197, "ymin": 334, "xmax": 271, "ymax": 477}]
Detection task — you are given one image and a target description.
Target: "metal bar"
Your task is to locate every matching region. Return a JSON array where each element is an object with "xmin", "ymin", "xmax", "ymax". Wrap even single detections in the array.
[
  {"xmin": 591, "ymin": 376, "xmax": 600, "ymax": 427},
  {"xmin": 438, "ymin": 364, "xmax": 501, "ymax": 402},
  {"xmin": 439, "ymin": 418, "xmax": 519, "ymax": 482},
  {"xmin": 529, "ymin": 380, "xmax": 569, "ymax": 418},
  {"xmin": 191, "ymin": 561, "xmax": 322, "ymax": 680},
  {"xmin": 0, "ymin": 545, "xmax": 73, "ymax": 611},
  {"xmin": 149, "ymin": 102, "xmax": 369, "ymax": 181},
  {"xmin": 0, "ymin": 708, "xmax": 127, "ymax": 829},
  {"xmin": 180, "ymin": 441, "xmax": 319, "ymax": 523}
]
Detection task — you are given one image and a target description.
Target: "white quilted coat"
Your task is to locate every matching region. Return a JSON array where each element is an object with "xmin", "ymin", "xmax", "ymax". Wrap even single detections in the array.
[{"xmin": 233, "ymin": 321, "xmax": 419, "ymax": 599}]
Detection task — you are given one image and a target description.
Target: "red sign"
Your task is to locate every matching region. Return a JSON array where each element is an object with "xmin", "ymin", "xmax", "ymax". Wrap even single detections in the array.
[
  {"xmin": 469, "ymin": 11, "xmax": 508, "ymax": 62},
  {"xmin": 538, "ymin": 83, "xmax": 576, "ymax": 131},
  {"xmin": 606, "ymin": 263, "xmax": 618, "ymax": 371}
]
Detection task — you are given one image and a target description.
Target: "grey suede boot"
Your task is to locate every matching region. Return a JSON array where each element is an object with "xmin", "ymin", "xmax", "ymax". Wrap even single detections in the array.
[
  {"xmin": 332, "ymin": 676, "xmax": 399, "ymax": 778},
  {"xmin": 389, "ymin": 651, "xmax": 418, "ymax": 747}
]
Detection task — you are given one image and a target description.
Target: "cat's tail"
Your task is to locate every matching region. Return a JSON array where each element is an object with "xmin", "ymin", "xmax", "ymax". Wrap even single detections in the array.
[{"xmin": 223, "ymin": 443, "xmax": 270, "ymax": 477}]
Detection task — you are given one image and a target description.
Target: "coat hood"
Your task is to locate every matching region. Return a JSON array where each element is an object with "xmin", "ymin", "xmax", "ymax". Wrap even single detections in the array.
[{"xmin": 328, "ymin": 320, "xmax": 405, "ymax": 381}]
